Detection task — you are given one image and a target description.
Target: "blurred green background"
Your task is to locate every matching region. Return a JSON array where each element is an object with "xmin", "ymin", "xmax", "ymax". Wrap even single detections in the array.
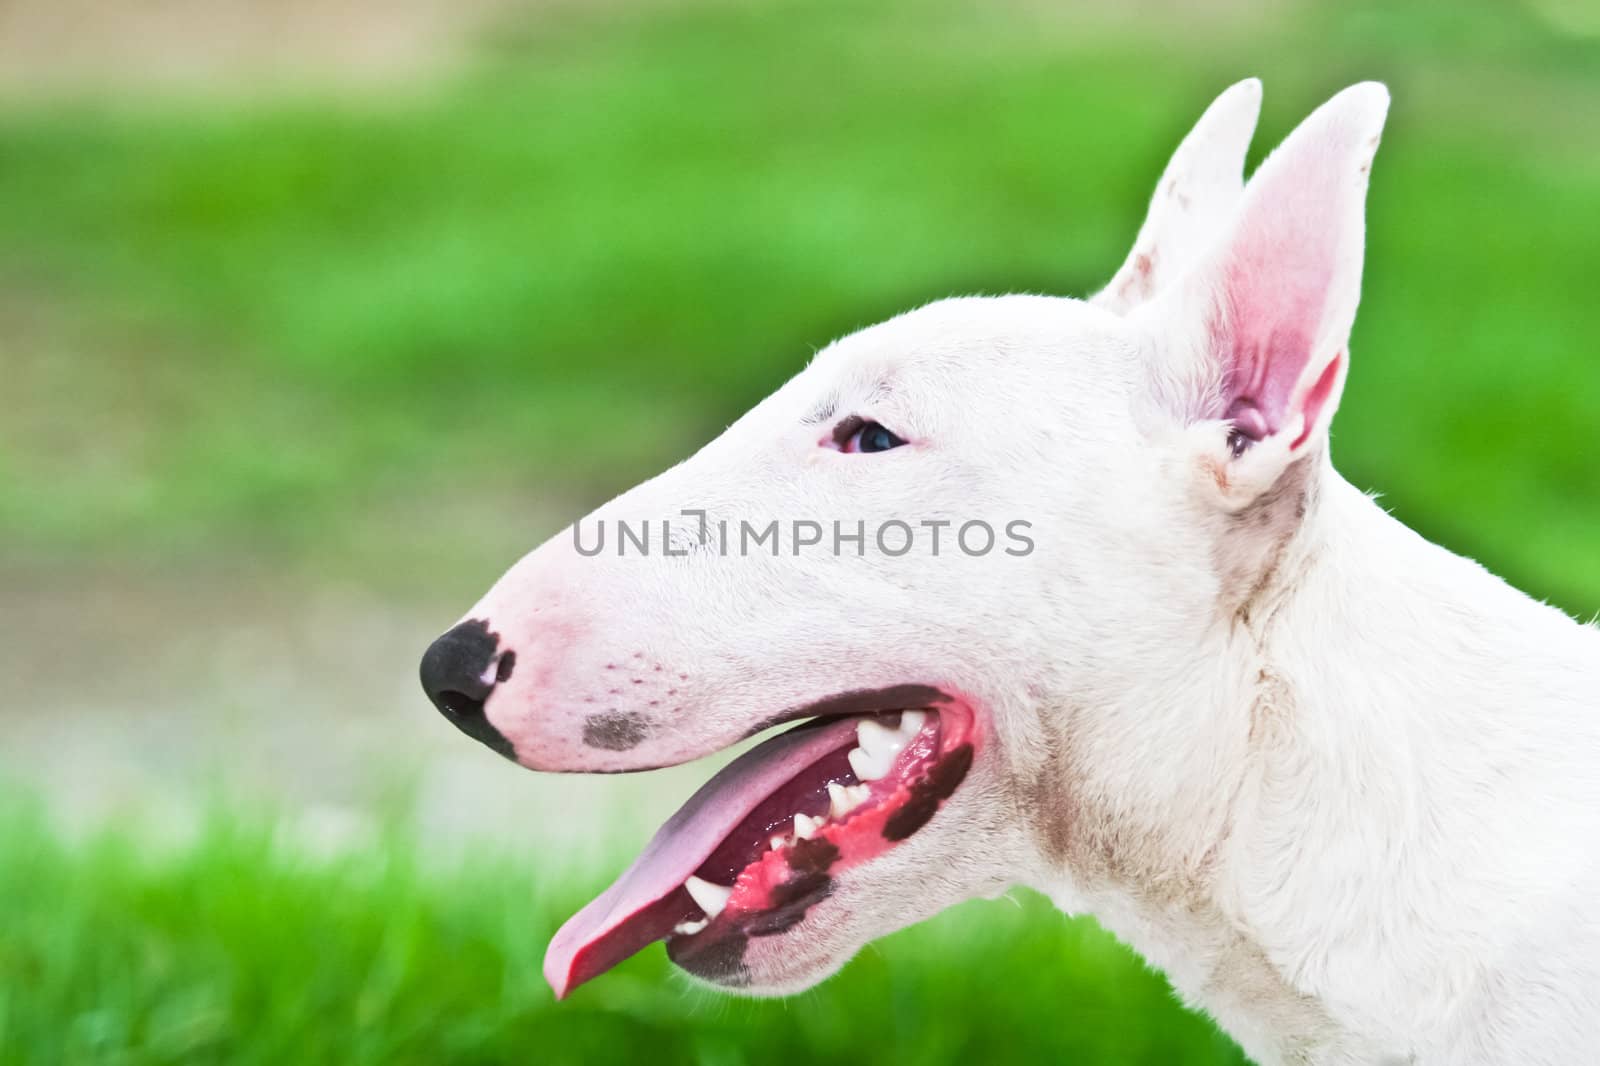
[{"xmin": 2, "ymin": 0, "xmax": 1596, "ymax": 1062}]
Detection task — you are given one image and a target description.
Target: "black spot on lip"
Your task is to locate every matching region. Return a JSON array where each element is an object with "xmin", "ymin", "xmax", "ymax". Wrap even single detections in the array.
[
  {"xmin": 883, "ymin": 743, "xmax": 973, "ymax": 842},
  {"xmin": 926, "ymin": 742, "xmax": 974, "ymax": 803},
  {"xmin": 583, "ymin": 710, "xmax": 651, "ymax": 751},
  {"xmin": 771, "ymin": 869, "xmax": 833, "ymax": 909},
  {"xmin": 786, "ymin": 836, "xmax": 839, "ymax": 877},
  {"xmin": 883, "ymin": 786, "xmax": 939, "ymax": 841},
  {"xmin": 746, "ymin": 872, "xmax": 832, "ymax": 937},
  {"xmin": 667, "ymin": 930, "xmax": 750, "ymax": 987}
]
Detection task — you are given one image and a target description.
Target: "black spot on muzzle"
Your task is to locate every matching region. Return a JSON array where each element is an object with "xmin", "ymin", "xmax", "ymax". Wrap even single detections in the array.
[
  {"xmin": 582, "ymin": 710, "xmax": 650, "ymax": 751},
  {"xmin": 420, "ymin": 618, "xmax": 516, "ymax": 760}
]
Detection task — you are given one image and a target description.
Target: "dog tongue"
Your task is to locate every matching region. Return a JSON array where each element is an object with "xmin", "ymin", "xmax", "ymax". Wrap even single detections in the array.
[{"xmin": 543, "ymin": 715, "xmax": 861, "ymax": 997}]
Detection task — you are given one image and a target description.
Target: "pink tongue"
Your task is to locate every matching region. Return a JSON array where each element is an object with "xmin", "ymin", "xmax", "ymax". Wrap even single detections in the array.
[{"xmin": 543, "ymin": 716, "xmax": 861, "ymax": 997}]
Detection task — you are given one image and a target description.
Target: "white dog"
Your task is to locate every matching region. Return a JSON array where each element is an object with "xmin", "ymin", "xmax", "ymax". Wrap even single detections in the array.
[{"xmin": 419, "ymin": 81, "xmax": 1600, "ymax": 1065}]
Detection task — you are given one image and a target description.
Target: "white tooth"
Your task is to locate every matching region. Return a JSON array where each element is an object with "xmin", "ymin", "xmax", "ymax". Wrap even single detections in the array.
[
  {"xmin": 684, "ymin": 875, "xmax": 732, "ymax": 919},
  {"xmin": 793, "ymin": 813, "xmax": 821, "ymax": 840},
  {"xmin": 847, "ymin": 783, "xmax": 871, "ymax": 806},
  {"xmin": 848, "ymin": 744, "xmax": 894, "ymax": 782},
  {"xmin": 898, "ymin": 710, "xmax": 926, "ymax": 736},
  {"xmin": 770, "ymin": 833, "xmax": 789, "ymax": 851},
  {"xmin": 828, "ymin": 782, "xmax": 860, "ymax": 819},
  {"xmin": 847, "ymin": 745, "xmax": 874, "ymax": 781},
  {"xmin": 673, "ymin": 917, "xmax": 709, "ymax": 936},
  {"xmin": 856, "ymin": 718, "xmax": 906, "ymax": 759}
]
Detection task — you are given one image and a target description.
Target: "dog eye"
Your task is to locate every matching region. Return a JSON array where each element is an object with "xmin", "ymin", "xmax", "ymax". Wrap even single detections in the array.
[{"xmin": 843, "ymin": 421, "xmax": 907, "ymax": 454}]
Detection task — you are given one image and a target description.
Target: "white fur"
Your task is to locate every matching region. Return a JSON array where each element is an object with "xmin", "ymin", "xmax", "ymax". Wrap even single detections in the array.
[{"xmin": 451, "ymin": 81, "xmax": 1600, "ymax": 1064}]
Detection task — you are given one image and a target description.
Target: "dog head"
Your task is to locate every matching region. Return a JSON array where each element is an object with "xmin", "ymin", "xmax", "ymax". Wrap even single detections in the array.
[{"xmin": 418, "ymin": 79, "xmax": 1388, "ymax": 997}]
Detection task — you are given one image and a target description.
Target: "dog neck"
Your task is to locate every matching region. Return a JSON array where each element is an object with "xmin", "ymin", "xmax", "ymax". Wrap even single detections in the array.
[{"xmin": 1031, "ymin": 466, "xmax": 1600, "ymax": 1065}]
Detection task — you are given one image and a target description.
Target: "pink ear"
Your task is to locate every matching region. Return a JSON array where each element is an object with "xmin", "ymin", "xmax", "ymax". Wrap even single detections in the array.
[{"xmin": 1193, "ymin": 83, "xmax": 1388, "ymax": 454}]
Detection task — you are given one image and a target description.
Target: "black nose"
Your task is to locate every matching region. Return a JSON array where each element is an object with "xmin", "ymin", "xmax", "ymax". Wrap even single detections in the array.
[{"xmin": 420, "ymin": 619, "xmax": 517, "ymax": 759}]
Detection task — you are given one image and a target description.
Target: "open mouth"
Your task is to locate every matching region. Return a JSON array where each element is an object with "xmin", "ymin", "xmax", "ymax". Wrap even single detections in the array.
[{"xmin": 543, "ymin": 688, "xmax": 978, "ymax": 997}]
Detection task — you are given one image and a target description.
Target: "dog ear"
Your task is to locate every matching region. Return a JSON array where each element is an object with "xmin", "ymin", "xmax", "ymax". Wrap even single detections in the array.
[
  {"xmin": 1149, "ymin": 82, "xmax": 1389, "ymax": 506},
  {"xmin": 1091, "ymin": 79, "xmax": 1261, "ymax": 315}
]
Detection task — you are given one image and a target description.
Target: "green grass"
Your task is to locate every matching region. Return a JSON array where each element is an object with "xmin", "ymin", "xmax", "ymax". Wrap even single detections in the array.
[
  {"xmin": 1, "ymin": 0, "xmax": 1597, "ymax": 609},
  {"xmin": 0, "ymin": 800, "xmax": 1245, "ymax": 1065}
]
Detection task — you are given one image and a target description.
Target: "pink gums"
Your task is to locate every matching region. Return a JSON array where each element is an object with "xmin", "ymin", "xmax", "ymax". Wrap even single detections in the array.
[
  {"xmin": 682, "ymin": 703, "xmax": 976, "ymax": 933},
  {"xmin": 721, "ymin": 721, "xmax": 948, "ymax": 914}
]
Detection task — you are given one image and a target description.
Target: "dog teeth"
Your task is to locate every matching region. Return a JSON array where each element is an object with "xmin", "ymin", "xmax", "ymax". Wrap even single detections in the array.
[
  {"xmin": 684, "ymin": 875, "xmax": 732, "ymax": 920},
  {"xmin": 753, "ymin": 717, "xmax": 932, "ymax": 870},
  {"xmin": 847, "ymin": 745, "xmax": 892, "ymax": 781},
  {"xmin": 673, "ymin": 917, "xmax": 709, "ymax": 936},
  {"xmin": 856, "ymin": 718, "xmax": 903, "ymax": 756},
  {"xmin": 850, "ymin": 714, "xmax": 920, "ymax": 781},
  {"xmin": 827, "ymin": 781, "xmax": 870, "ymax": 819}
]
